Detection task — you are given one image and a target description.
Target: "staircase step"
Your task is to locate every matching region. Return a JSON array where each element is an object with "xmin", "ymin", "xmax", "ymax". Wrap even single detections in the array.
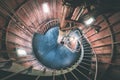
[
  {"xmin": 96, "ymin": 63, "xmax": 109, "ymax": 80},
  {"xmin": 107, "ymin": 66, "xmax": 120, "ymax": 80},
  {"xmin": 72, "ymin": 68, "xmax": 89, "ymax": 80},
  {"xmin": 55, "ymin": 74, "xmax": 64, "ymax": 80},
  {"xmin": 38, "ymin": 76, "xmax": 53, "ymax": 80}
]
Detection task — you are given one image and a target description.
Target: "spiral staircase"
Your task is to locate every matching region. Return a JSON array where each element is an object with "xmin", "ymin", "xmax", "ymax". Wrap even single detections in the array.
[{"xmin": 0, "ymin": 0, "xmax": 120, "ymax": 80}]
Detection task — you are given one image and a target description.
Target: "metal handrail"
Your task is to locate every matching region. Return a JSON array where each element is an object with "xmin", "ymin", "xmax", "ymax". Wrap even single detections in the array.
[
  {"xmin": 31, "ymin": 19, "xmax": 84, "ymax": 75},
  {"xmin": 34, "ymin": 27, "xmax": 98, "ymax": 79},
  {"xmin": 0, "ymin": 19, "xmax": 98, "ymax": 80},
  {"xmin": 36, "ymin": 19, "xmax": 59, "ymax": 34},
  {"xmin": 83, "ymin": 33, "xmax": 98, "ymax": 80}
]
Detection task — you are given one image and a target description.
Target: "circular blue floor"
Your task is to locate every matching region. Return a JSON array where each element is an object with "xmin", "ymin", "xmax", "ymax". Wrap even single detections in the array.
[{"xmin": 32, "ymin": 27, "xmax": 80, "ymax": 69}]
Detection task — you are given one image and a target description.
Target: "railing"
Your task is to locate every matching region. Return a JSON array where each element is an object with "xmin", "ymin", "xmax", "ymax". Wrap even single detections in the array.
[
  {"xmin": 36, "ymin": 19, "xmax": 60, "ymax": 34},
  {"xmin": 83, "ymin": 33, "xmax": 98, "ymax": 80},
  {"xmin": 0, "ymin": 19, "xmax": 98, "ymax": 80}
]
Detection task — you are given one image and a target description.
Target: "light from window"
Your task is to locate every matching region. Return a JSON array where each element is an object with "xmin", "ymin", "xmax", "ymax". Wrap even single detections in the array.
[
  {"xmin": 16, "ymin": 48, "xmax": 27, "ymax": 57},
  {"xmin": 42, "ymin": 3, "xmax": 49, "ymax": 13},
  {"xmin": 84, "ymin": 17, "xmax": 95, "ymax": 25}
]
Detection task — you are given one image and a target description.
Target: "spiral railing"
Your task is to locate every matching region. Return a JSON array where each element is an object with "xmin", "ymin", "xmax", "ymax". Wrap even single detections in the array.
[{"xmin": 0, "ymin": 19, "xmax": 98, "ymax": 80}]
